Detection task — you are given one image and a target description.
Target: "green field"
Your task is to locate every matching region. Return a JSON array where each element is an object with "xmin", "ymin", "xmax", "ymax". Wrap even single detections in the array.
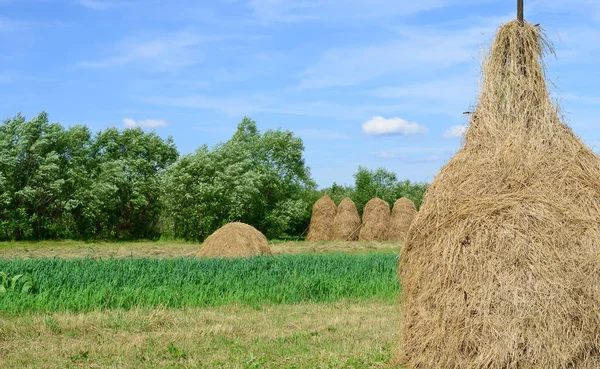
[{"xmin": 0, "ymin": 253, "xmax": 399, "ymax": 314}]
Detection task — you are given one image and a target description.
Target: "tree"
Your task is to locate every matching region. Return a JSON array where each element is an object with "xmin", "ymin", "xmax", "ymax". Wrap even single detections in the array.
[
  {"xmin": 353, "ymin": 166, "xmax": 398, "ymax": 214},
  {"xmin": 162, "ymin": 117, "xmax": 316, "ymax": 241},
  {"xmin": 0, "ymin": 112, "xmax": 69, "ymax": 239},
  {"xmin": 0, "ymin": 112, "xmax": 178, "ymax": 240}
]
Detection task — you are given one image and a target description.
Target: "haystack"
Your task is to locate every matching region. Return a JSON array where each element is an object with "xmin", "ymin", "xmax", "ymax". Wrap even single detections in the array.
[
  {"xmin": 399, "ymin": 20, "xmax": 600, "ymax": 368},
  {"xmin": 306, "ymin": 194, "xmax": 336, "ymax": 241},
  {"xmin": 332, "ymin": 197, "xmax": 361, "ymax": 241},
  {"xmin": 196, "ymin": 222, "xmax": 271, "ymax": 258},
  {"xmin": 388, "ymin": 197, "xmax": 416, "ymax": 242},
  {"xmin": 358, "ymin": 198, "xmax": 390, "ymax": 241}
]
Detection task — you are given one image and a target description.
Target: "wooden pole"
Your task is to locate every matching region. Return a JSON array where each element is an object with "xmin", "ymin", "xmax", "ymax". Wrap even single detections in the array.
[{"xmin": 517, "ymin": 0, "xmax": 524, "ymax": 23}]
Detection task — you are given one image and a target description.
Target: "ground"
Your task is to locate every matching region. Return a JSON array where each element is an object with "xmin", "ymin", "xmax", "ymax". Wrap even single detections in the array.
[
  {"xmin": 1, "ymin": 301, "xmax": 399, "ymax": 368},
  {"xmin": 0, "ymin": 241, "xmax": 403, "ymax": 368},
  {"xmin": 0, "ymin": 240, "xmax": 400, "ymax": 259}
]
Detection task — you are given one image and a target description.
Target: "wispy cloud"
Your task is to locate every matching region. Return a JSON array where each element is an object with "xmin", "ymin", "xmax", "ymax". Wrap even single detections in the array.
[
  {"xmin": 295, "ymin": 129, "xmax": 351, "ymax": 140},
  {"xmin": 376, "ymin": 146, "xmax": 456, "ymax": 162},
  {"xmin": 123, "ymin": 118, "xmax": 169, "ymax": 128},
  {"xmin": 76, "ymin": 0, "xmax": 116, "ymax": 10},
  {"xmin": 443, "ymin": 124, "xmax": 468, "ymax": 138},
  {"xmin": 296, "ymin": 21, "xmax": 497, "ymax": 90},
  {"xmin": 141, "ymin": 92, "xmax": 413, "ymax": 120},
  {"xmin": 78, "ymin": 31, "xmax": 236, "ymax": 69},
  {"xmin": 362, "ymin": 116, "xmax": 427, "ymax": 136},
  {"xmin": 248, "ymin": 0, "xmax": 496, "ymax": 24}
]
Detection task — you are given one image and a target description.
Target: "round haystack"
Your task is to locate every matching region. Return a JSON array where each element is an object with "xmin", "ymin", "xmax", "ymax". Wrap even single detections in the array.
[
  {"xmin": 388, "ymin": 197, "xmax": 417, "ymax": 242},
  {"xmin": 306, "ymin": 194, "xmax": 336, "ymax": 241},
  {"xmin": 196, "ymin": 222, "xmax": 271, "ymax": 258},
  {"xmin": 332, "ymin": 197, "xmax": 361, "ymax": 241},
  {"xmin": 399, "ymin": 20, "xmax": 600, "ymax": 368},
  {"xmin": 358, "ymin": 198, "xmax": 390, "ymax": 241}
]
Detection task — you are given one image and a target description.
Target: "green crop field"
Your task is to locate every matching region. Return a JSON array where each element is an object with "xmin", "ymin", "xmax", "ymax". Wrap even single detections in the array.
[{"xmin": 0, "ymin": 253, "xmax": 399, "ymax": 314}]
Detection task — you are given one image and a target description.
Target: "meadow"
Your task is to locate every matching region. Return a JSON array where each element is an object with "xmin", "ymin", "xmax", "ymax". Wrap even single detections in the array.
[
  {"xmin": 0, "ymin": 253, "xmax": 398, "ymax": 313},
  {"xmin": 0, "ymin": 241, "xmax": 402, "ymax": 368}
]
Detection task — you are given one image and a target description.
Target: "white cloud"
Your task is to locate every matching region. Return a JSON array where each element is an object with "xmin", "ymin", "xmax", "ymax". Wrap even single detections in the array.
[
  {"xmin": 362, "ymin": 116, "xmax": 427, "ymax": 136},
  {"xmin": 443, "ymin": 124, "xmax": 468, "ymax": 138},
  {"xmin": 123, "ymin": 118, "xmax": 169, "ymax": 128}
]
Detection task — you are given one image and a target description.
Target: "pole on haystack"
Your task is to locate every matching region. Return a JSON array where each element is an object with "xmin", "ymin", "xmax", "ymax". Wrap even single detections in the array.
[{"xmin": 517, "ymin": 0, "xmax": 524, "ymax": 23}]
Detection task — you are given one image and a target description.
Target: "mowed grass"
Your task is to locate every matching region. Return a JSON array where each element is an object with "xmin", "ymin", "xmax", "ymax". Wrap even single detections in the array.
[
  {"xmin": 0, "ymin": 301, "xmax": 402, "ymax": 369},
  {"xmin": 0, "ymin": 254, "xmax": 398, "ymax": 313},
  {"xmin": 0, "ymin": 239, "xmax": 400, "ymax": 259}
]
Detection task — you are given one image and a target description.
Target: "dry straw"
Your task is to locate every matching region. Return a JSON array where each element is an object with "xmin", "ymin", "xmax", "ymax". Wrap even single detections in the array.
[
  {"xmin": 358, "ymin": 198, "xmax": 391, "ymax": 241},
  {"xmin": 306, "ymin": 194, "xmax": 336, "ymax": 241},
  {"xmin": 399, "ymin": 20, "xmax": 600, "ymax": 368},
  {"xmin": 332, "ymin": 197, "xmax": 361, "ymax": 241},
  {"xmin": 196, "ymin": 222, "xmax": 272, "ymax": 258},
  {"xmin": 388, "ymin": 197, "xmax": 417, "ymax": 242}
]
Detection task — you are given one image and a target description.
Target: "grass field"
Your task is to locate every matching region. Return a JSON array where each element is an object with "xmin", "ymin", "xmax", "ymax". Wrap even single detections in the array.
[
  {"xmin": 0, "ymin": 253, "xmax": 398, "ymax": 313},
  {"xmin": 0, "ymin": 241, "xmax": 403, "ymax": 368},
  {"xmin": 0, "ymin": 301, "xmax": 400, "ymax": 368}
]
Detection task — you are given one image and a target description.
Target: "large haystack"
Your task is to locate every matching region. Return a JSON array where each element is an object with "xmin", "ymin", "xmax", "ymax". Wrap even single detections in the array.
[
  {"xmin": 358, "ymin": 198, "xmax": 390, "ymax": 241},
  {"xmin": 306, "ymin": 194, "xmax": 336, "ymax": 241},
  {"xmin": 196, "ymin": 222, "xmax": 271, "ymax": 258},
  {"xmin": 399, "ymin": 20, "xmax": 600, "ymax": 368},
  {"xmin": 388, "ymin": 197, "xmax": 417, "ymax": 242},
  {"xmin": 332, "ymin": 197, "xmax": 361, "ymax": 241}
]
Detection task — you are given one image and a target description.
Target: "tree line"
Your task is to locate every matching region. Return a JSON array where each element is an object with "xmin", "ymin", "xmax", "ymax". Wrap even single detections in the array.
[{"xmin": 0, "ymin": 112, "xmax": 428, "ymax": 241}]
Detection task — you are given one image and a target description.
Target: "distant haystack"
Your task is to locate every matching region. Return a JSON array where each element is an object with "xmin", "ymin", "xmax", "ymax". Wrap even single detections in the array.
[
  {"xmin": 388, "ymin": 197, "xmax": 417, "ymax": 242},
  {"xmin": 306, "ymin": 194, "xmax": 336, "ymax": 241},
  {"xmin": 196, "ymin": 222, "xmax": 271, "ymax": 258},
  {"xmin": 358, "ymin": 198, "xmax": 390, "ymax": 241},
  {"xmin": 332, "ymin": 197, "xmax": 361, "ymax": 241}
]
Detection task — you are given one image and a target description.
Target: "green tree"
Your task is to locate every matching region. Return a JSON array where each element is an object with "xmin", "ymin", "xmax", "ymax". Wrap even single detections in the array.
[
  {"xmin": 162, "ymin": 117, "xmax": 316, "ymax": 241},
  {"xmin": 0, "ymin": 112, "xmax": 69, "ymax": 239},
  {"xmin": 353, "ymin": 166, "xmax": 398, "ymax": 214},
  {"xmin": 0, "ymin": 113, "xmax": 178, "ymax": 240}
]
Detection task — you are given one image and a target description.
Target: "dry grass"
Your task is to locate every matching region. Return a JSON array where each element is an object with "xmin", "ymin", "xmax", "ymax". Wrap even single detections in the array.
[
  {"xmin": 196, "ymin": 222, "xmax": 272, "ymax": 258},
  {"xmin": 388, "ymin": 198, "xmax": 417, "ymax": 242},
  {"xmin": 0, "ymin": 240, "xmax": 400, "ymax": 259},
  {"xmin": 0, "ymin": 301, "xmax": 399, "ymax": 368},
  {"xmin": 332, "ymin": 197, "xmax": 361, "ymax": 241},
  {"xmin": 359, "ymin": 198, "xmax": 391, "ymax": 242},
  {"xmin": 306, "ymin": 194, "xmax": 337, "ymax": 241},
  {"xmin": 400, "ymin": 20, "xmax": 600, "ymax": 368}
]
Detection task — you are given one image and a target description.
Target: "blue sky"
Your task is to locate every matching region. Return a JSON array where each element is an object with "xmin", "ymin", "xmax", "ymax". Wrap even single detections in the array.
[{"xmin": 1, "ymin": 0, "xmax": 599, "ymax": 188}]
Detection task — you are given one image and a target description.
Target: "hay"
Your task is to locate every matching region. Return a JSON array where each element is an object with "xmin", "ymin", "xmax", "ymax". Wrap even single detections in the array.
[
  {"xmin": 388, "ymin": 197, "xmax": 417, "ymax": 242},
  {"xmin": 196, "ymin": 222, "xmax": 271, "ymax": 258},
  {"xmin": 358, "ymin": 198, "xmax": 390, "ymax": 241},
  {"xmin": 306, "ymin": 194, "xmax": 336, "ymax": 241},
  {"xmin": 399, "ymin": 20, "xmax": 600, "ymax": 368},
  {"xmin": 332, "ymin": 197, "xmax": 361, "ymax": 241}
]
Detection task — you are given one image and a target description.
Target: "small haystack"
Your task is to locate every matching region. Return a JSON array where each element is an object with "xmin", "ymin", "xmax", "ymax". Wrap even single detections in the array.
[
  {"xmin": 399, "ymin": 20, "xmax": 600, "ymax": 368},
  {"xmin": 388, "ymin": 197, "xmax": 417, "ymax": 242},
  {"xmin": 358, "ymin": 198, "xmax": 390, "ymax": 241},
  {"xmin": 306, "ymin": 194, "xmax": 336, "ymax": 241},
  {"xmin": 196, "ymin": 222, "xmax": 271, "ymax": 258},
  {"xmin": 332, "ymin": 197, "xmax": 361, "ymax": 241}
]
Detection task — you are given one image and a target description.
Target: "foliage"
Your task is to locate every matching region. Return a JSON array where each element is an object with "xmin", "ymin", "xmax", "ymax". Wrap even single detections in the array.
[
  {"xmin": 0, "ymin": 271, "xmax": 35, "ymax": 294},
  {"xmin": 0, "ymin": 112, "xmax": 178, "ymax": 240},
  {"xmin": 0, "ymin": 254, "xmax": 398, "ymax": 313},
  {"xmin": 162, "ymin": 117, "xmax": 316, "ymax": 241},
  {"xmin": 0, "ymin": 112, "xmax": 428, "ymax": 240},
  {"xmin": 320, "ymin": 167, "xmax": 428, "ymax": 215}
]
